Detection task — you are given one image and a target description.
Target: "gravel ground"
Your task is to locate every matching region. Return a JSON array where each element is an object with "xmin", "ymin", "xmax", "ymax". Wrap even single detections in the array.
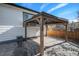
[
  {"xmin": 0, "ymin": 40, "xmax": 39, "ymax": 56},
  {"xmin": 44, "ymin": 42, "xmax": 79, "ymax": 56},
  {"xmin": 33, "ymin": 36, "xmax": 79, "ymax": 56},
  {"xmin": 0, "ymin": 36, "xmax": 79, "ymax": 56},
  {"xmin": 0, "ymin": 42, "xmax": 17, "ymax": 56}
]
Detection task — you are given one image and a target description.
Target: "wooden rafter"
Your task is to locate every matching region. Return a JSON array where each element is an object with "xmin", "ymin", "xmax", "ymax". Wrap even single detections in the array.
[{"xmin": 24, "ymin": 12, "xmax": 68, "ymax": 26}]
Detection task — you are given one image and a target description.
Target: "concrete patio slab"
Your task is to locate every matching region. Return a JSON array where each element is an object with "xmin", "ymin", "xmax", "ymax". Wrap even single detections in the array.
[{"xmin": 33, "ymin": 36, "xmax": 64, "ymax": 47}]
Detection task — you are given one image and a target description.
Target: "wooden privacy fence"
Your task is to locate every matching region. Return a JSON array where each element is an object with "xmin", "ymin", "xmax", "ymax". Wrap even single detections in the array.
[
  {"xmin": 47, "ymin": 29, "xmax": 65, "ymax": 38},
  {"xmin": 68, "ymin": 31, "xmax": 79, "ymax": 43},
  {"xmin": 47, "ymin": 29, "xmax": 79, "ymax": 43}
]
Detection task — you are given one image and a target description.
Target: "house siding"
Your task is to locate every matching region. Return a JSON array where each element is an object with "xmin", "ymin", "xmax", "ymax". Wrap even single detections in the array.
[{"xmin": 0, "ymin": 4, "xmax": 25, "ymax": 42}]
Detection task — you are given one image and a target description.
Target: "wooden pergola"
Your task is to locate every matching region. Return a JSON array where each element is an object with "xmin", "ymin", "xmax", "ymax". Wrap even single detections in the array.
[{"xmin": 23, "ymin": 12, "xmax": 68, "ymax": 56}]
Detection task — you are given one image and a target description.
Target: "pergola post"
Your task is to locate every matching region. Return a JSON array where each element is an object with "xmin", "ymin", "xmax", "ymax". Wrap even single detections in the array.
[
  {"xmin": 39, "ymin": 17, "xmax": 44, "ymax": 56},
  {"xmin": 65, "ymin": 23, "xmax": 68, "ymax": 42},
  {"xmin": 46, "ymin": 24, "xmax": 48, "ymax": 36},
  {"xmin": 25, "ymin": 22, "xmax": 27, "ymax": 39}
]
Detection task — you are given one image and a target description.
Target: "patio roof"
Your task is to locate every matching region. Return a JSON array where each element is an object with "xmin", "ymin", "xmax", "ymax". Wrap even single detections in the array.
[{"xmin": 24, "ymin": 12, "xmax": 68, "ymax": 26}]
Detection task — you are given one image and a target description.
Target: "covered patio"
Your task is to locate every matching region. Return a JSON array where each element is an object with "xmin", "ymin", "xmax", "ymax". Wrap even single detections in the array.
[{"xmin": 24, "ymin": 12, "xmax": 68, "ymax": 56}]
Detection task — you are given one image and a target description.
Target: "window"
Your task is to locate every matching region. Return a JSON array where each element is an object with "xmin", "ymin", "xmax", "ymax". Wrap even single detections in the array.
[{"xmin": 23, "ymin": 12, "xmax": 33, "ymax": 21}]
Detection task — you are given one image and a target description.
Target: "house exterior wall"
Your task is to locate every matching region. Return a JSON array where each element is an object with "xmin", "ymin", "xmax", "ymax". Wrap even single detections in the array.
[
  {"xmin": 75, "ymin": 22, "xmax": 79, "ymax": 29},
  {"xmin": 0, "ymin": 4, "xmax": 25, "ymax": 42},
  {"xmin": 68, "ymin": 22, "xmax": 79, "ymax": 31}
]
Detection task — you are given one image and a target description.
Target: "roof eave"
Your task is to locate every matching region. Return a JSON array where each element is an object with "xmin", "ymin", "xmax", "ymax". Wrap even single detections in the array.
[{"xmin": 5, "ymin": 3, "xmax": 39, "ymax": 14}]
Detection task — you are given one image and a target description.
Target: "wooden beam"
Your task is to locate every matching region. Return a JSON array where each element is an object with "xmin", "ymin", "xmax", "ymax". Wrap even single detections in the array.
[
  {"xmin": 65, "ymin": 24, "xmax": 68, "ymax": 41},
  {"xmin": 46, "ymin": 23, "xmax": 48, "ymax": 36},
  {"xmin": 40, "ymin": 16, "xmax": 44, "ymax": 56}
]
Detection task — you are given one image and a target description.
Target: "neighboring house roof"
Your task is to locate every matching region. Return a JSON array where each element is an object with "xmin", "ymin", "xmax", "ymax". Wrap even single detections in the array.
[{"xmin": 5, "ymin": 3, "xmax": 39, "ymax": 14}]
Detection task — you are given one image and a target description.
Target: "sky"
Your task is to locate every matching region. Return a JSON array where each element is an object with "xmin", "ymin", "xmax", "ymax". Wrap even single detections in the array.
[{"xmin": 16, "ymin": 3, "xmax": 79, "ymax": 22}]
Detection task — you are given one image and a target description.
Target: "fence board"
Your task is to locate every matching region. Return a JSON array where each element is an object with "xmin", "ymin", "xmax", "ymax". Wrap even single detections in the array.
[{"xmin": 47, "ymin": 29, "xmax": 79, "ymax": 43}]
